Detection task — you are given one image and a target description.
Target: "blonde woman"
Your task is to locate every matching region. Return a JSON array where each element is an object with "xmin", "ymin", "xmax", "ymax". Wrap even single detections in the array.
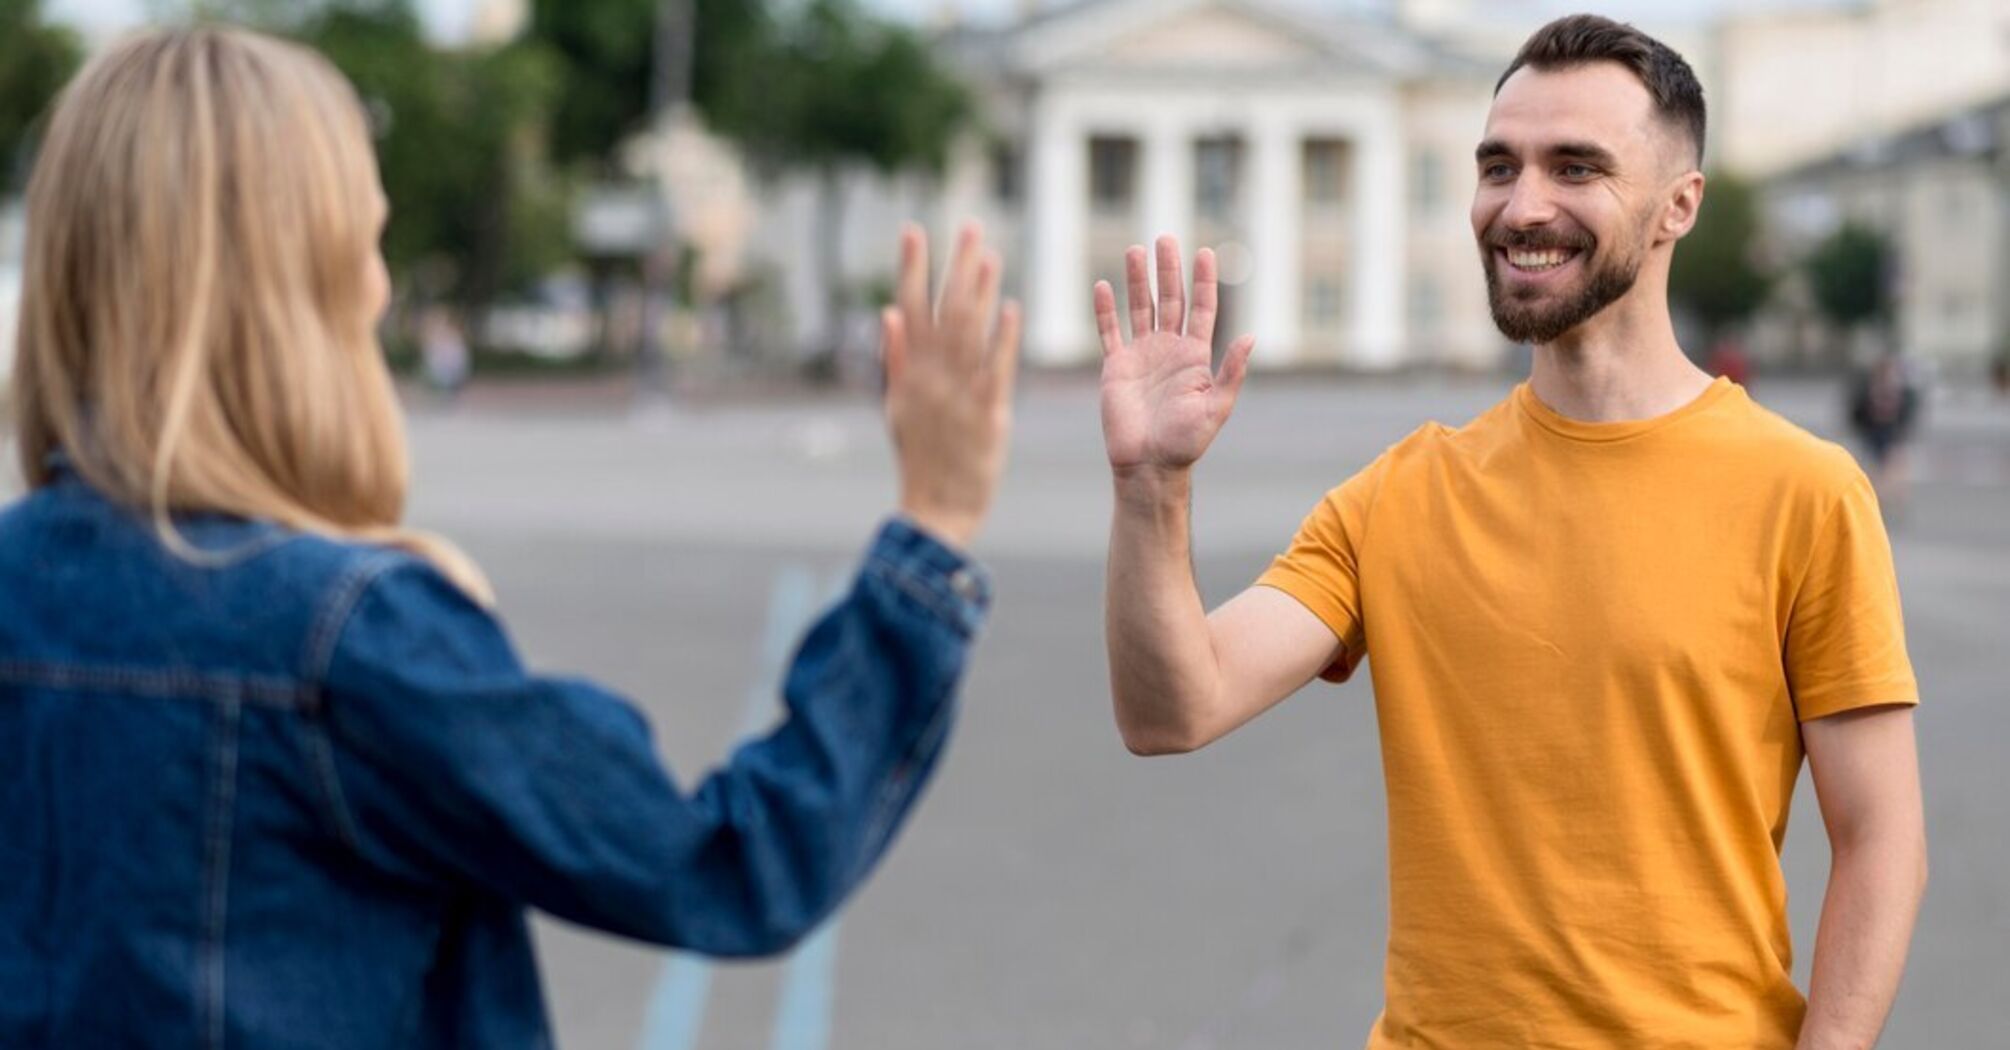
[{"xmin": 0, "ymin": 27, "xmax": 1019, "ymax": 1048}]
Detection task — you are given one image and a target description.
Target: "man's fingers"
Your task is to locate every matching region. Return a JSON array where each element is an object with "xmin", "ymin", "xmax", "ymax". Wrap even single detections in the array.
[
  {"xmin": 1188, "ymin": 247, "xmax": 1218, "ymax": 347},
  {"xmin": 1124, "ymin": 245, "xmax": 1153, "ymax": 341},
  {"xmin": 1155, "ymin": 235, "xmax": 1185, "ymax": 335},
  {"xmin": 896, "ymin": 224, "xmax": 930, "ymax": 334},
  {"xmin": 1213, "ymin": 334, "xmax": 1257, "ymax": 411},
  {"xmin": 1094, "ymin": 280, "xmax": 1124, "ymax": 357}
]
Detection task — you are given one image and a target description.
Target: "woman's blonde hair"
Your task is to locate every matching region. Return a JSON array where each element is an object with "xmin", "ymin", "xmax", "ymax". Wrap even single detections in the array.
[{"xmin": 10, "ymin": 26, "xmax": 491, "ymax": 602}]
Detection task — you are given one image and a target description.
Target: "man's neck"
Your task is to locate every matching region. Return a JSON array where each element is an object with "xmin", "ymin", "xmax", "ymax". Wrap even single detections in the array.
[{"xmin": 1526, "ymin": 293, "xmax": 1715, "ymax": 423}]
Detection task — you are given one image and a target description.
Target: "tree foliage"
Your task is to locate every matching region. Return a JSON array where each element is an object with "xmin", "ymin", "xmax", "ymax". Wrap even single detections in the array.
[
  {"xmin": 1805, "ymin": 222, "xmax": 1892, "ymax": 332},
  {"xmin": 527, "ymin": 0, "xmax": 773, "ymax": 169},
  {"xmin": 0, "ymin": 0, "xmax": 84, "ymax": 190},
  {"xmin": 175, "ymin": 0, "xmax": 568, "ymax": 304},
  {"xmin": 1668, "ymin": 170, "xmax": 1772, "ymax": 343}
]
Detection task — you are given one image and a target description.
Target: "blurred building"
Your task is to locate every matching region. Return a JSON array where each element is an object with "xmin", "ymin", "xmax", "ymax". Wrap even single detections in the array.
[
  {"xmin": 1712, "ymin": 0, "xmax": 2010, "ymax": 179},
  {"xmin": 698, "ymin": 0, "xmax": 2010, "ymax": 371},
  {"xmin": 1760, "ymin": 96, "xmax": 2010, "ymax": 372},
  {"xmin": 931, "ymin": 0, "xmax": 1504, "ymax": 368}
]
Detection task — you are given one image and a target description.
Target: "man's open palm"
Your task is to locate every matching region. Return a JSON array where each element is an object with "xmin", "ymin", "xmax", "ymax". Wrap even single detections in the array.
[{"xmin": 1097, "ymin": 235, "xmax": 1256, "ymax": 476}]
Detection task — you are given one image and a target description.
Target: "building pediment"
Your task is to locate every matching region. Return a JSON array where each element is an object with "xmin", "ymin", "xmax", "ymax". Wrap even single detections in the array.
[
  {"xmin": 1006, "ymin": 0, "xmax": 1445, "ymax": 79},
  {"xmin": 1101, "ymin": 5, "xmax": 1325, "ymax": 67}
]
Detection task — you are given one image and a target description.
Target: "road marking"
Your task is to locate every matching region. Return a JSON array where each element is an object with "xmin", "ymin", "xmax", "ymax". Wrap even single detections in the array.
[
  {"xmin": 766, "ymin": 570, "xmax": 856, "ymax": 1050},
  {"xmin": 640, "ymin": 564, "xmax": 852, "ymax": 1050}
]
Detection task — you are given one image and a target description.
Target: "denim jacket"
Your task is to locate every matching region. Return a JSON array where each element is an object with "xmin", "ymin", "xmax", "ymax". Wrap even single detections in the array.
[{"xmin": 0, "ymin": 468, "xmax": 988, "ymax": 1048}]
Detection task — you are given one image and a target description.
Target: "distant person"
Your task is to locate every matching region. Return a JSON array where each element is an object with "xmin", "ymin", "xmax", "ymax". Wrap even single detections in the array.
[
  {"xmin": 1990, "ymin": 346, "xmax": 2009, "ymax": 399},
  {"xmin": 1096, "ymin": 16, "xmax": 1924, "ymax": 1049},
  {"xmin": 1706, "ymin": 333, "xmax": 1752, "ymax": 388},
  {"xmin": 0, "ymin": 28, "xmax": 1020, "ymax": 1048},
  {"xmin": 419, "ymin": 304, "xmax": 472, "ymax": 401},
  {"xmin": 1848, "ymin": 350, "xmax": 1924, "ymax": 518}
]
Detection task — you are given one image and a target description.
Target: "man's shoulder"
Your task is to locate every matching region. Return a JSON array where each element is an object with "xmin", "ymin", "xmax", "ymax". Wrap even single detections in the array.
[{"xmin": 1714, "ymin": 389, "xmax": 1865, "ymax": 497}]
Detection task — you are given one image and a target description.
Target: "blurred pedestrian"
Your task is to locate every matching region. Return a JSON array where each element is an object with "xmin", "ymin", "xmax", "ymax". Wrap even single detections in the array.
[
  {"xmin": 1706, "ymin": 333, "xmax": 1752, "ymax": 389},
  {"xmin": 0, "ymin": 27, "xmax": 1020, "ymax": 1048},
  {"xmin": 418, "ymin": 303, "xmax": 471, "ymax": 402},
  {"xmin": 1848, "ymin": 350, "xmax": 1923, "ymax": 519},
  {"xmin": 1096, "ymin": 15, "xmax": 1923, "ymax": 1050}
]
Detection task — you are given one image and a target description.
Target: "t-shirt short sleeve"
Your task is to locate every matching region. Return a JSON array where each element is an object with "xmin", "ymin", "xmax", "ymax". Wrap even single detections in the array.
[
  {"xmin": 1256, "ymin": 455, "xmax": 1387, "ymax": 683},
  {"xmin": 1784, "ymin": 469, "xmax": 1920, "ymax": 721}
]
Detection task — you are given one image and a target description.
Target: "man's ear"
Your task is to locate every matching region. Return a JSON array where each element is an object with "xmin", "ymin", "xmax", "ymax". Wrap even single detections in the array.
[{"xmin": 1662, "ymin": 168, "xmax": 1705, "ymax": 244}]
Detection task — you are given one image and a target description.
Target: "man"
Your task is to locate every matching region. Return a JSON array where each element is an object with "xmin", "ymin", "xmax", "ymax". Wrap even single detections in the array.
[{"xmin": 1097, "ymin": 15, "xmax": 1926, "ymax": 1050}]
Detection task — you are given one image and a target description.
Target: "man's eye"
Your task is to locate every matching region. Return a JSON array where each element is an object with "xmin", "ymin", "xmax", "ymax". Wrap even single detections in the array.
[
  {"xmin": 1482, "ymin": 163, "xmax": 1515, "ymax": 181},
  {"xmin": 1561, "ymin": 164, "xmax": 1597, "ymax": 179}
]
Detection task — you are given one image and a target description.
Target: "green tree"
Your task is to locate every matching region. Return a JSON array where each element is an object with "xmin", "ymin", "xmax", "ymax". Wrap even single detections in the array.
[
  {"xmin": 1668, "ymin": 170, "xmax": 1772, "ymax": 346},
  {"xmin": 731, "ymin": 0, "xmax": 973, "ymax": 364},
  {"xmin": 1805, "ymin": 221, "xmax": 1893, "ymax": 334},
  {"xmin": 527, "ymin": 0, "xmax": 774, "ymax": 169},
  {"xmin": 177, "ymin": 0, "xmax": 569, "ymax": 307},
  {"xmin": 0, "ymin": 0, "xmax": 84, "ymax": 190}
]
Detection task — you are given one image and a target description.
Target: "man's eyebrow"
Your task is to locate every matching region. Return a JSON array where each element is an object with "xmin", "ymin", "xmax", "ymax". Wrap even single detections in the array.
[
  {"xmin": 1473, "ymin": 139, "xmax": 1621, "ymax": 168},
  {"xmin": 1551, "ymin": 141, "xmax": 1620, "ymax": 167}
]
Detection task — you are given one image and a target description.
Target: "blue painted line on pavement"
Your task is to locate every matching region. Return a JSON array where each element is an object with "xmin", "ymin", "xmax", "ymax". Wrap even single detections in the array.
[
  {"xmin": 640, "ymin": 565, "xmax": 819, "ymax": 1050},
  {"xmin": 770, "ymin": 918, "xmax": 841, "ymax": 1050},
  {"xmin": 765, "ymin": 568, "xmax": 855, "ymax": 1050}
]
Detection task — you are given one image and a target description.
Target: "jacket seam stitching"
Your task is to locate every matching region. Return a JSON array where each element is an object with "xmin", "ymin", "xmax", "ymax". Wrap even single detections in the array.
[
  {"xmin": 298, "ymin": 552, "xmax": 406, "ymax": 852},
  {"xmin": 0, "ymin": 661, "xmax": 304, "ymax": 708},
  {"xmin": 865, "ymin": 560, "xmax": 971, "ymax": 637},
  {"xmin": 200, "ymin": 692, "xmax": 242, "ymax": 1050}
]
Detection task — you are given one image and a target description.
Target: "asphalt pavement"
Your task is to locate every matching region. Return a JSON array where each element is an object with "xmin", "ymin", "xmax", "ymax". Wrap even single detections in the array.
[{"xmin": 390, "ymin": 372, "xmax": 2009, "ymax": 1050}]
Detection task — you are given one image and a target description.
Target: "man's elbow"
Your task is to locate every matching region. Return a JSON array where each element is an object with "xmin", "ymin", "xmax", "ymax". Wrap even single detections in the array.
[{"xmin": 1117, "ymin": 716, "xmax": 1208, "ymax": 756}]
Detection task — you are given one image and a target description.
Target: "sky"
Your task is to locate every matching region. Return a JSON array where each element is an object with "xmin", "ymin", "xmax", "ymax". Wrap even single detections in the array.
[{"xmin": 47, "ymin": 0, "xmax": 1853, "ymax": 44}]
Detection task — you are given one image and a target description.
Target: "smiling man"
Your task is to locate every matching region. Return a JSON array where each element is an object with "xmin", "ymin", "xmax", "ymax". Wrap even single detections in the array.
[{"xmin": 1096, "ymin": 14, "xmax": 1927, "ymax": 1050}]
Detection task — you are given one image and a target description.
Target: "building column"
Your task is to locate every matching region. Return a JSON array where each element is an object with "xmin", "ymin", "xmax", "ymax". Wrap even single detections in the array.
[
  {"xmin": 1247, "ymin": 115, "xmax": 1301, "ymax": 364},
  {"xmin": 1139, "ymin": 115, "xmax": 1194, "ymax": 254},
  {"xmin": 1351, "ymin": 113, "xmax": 1407, "ymax": 368},
  {"xmin": 1027, "ymin": 98, "xmax": 1088, "ymax": 365}
]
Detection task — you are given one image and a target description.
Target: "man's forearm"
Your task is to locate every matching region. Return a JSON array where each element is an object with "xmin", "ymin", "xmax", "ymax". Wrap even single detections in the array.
[
  {"xmin": 1105, "ymin": 468, "xmax": 1218, "ymax": 754},
  {"xmin": 1794, "ymin": 840, "xmax": 1928, "ymax": 1050}
]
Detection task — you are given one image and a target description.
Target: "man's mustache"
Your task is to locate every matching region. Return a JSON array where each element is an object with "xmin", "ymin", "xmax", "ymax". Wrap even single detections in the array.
[{"xmin": 1482, "ymin": 226, "xmax": 1595, "ymax": 252}]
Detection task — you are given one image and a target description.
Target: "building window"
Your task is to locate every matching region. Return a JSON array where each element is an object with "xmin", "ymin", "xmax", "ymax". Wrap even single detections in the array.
[
  {"xmin": 1195, "ymin": 136, "xmax": 1244, "ymax": 222},
  {"xmin": 991, "ymin": 142, "xmax": 1023, "ymax": 205},
  {"xmin": 1303, "ymin": 138, "xmax": 1349, "ymax": 206},
  {"xmin": 1307, "ymin": 276, "xmax": 1346, "ymax": 326},
  {"xmin": 1408, "ymin": 274, "xmax": 1442, "ymax": 329},
  {"xmin": 1089, "ymin": 136, "xmax": 1139, "ymax": 216},
  {"xmin": 1413, "ymin": 148, "xmax": 1442, "ymax": 216}
]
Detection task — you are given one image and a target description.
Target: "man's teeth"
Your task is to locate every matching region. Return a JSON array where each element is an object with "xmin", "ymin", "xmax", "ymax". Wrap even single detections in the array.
[{"xmin": 1508, "ymin": 249, "xmax": 1575, "ymax": 270}]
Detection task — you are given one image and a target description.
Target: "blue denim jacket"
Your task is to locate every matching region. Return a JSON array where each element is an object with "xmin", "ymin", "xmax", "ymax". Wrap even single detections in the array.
[{"xmin": 0, "ymin": 468, "xmax": 988, "ymax": 1048}]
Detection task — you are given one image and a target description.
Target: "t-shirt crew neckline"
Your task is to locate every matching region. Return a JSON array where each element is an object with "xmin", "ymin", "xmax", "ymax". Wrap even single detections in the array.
[{"xmin": 1514, "ymin": 374, "xmax": 1737, "ymax": 444}]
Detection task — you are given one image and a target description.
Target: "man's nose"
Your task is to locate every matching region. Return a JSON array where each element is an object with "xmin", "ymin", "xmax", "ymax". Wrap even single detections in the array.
[{"xmin": 1499, "ymin": 172, "xmax": 1558, "ymax": 230}]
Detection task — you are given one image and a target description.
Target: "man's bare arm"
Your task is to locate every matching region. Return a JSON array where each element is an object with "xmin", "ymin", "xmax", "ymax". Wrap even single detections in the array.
[
  {"xmin": 1098, "ymin": 236, "xmax": 1341, "ymax": 755},
  {"xmin": 1794, "ymin": 704, "xmax": 1928, "ymax": 1050}
]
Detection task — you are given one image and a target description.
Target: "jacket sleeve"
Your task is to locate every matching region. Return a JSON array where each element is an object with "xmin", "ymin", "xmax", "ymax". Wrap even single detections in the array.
[{"xmin": 308, "ymin": 518, "xmax": 987, "ymax": 957}]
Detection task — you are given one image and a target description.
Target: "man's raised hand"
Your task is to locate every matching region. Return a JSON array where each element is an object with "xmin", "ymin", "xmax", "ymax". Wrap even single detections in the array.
[{"xmin": 1095, "ymin": 235, "xmax": 1255, "ymax": 480}]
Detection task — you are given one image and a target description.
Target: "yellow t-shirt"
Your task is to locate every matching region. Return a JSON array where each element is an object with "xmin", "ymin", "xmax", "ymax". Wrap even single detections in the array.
[{"xmin": 1257, "ymin": 376, "xmax": 1918, "ymax": 1050}]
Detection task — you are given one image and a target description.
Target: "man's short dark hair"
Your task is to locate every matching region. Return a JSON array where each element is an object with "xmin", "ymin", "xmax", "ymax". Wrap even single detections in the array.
[{"xmin": 1496, "ymin": 14, "xmax": 1706, "ymax": 167}]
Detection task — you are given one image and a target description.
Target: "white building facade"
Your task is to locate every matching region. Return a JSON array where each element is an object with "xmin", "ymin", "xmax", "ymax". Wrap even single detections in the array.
[{"xmin": 935, "ymin": 0, "xmax": 1503, "ymax": 368}]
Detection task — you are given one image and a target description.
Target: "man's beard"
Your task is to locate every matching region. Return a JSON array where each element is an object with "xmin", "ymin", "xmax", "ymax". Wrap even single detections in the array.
[{"xmin": 1481, "ymin": 225, "xmax": 1642, "ymax": 345}]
